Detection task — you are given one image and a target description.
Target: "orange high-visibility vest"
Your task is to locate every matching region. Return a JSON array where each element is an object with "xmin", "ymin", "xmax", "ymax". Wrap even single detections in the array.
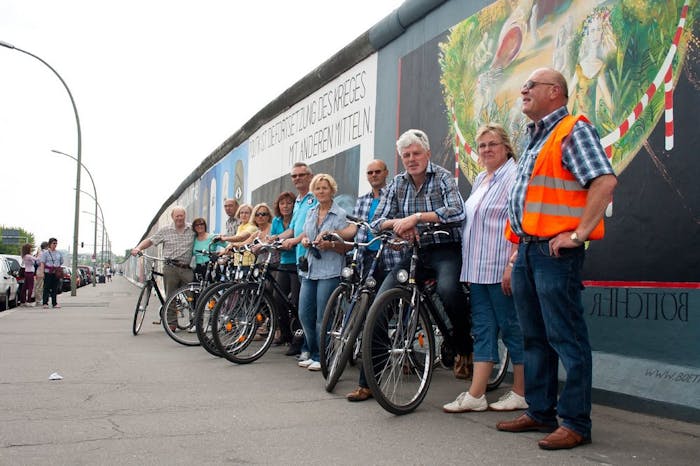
[{"xmin": 506, "ymin": 114, "xmax": 605, "ymax": 242}]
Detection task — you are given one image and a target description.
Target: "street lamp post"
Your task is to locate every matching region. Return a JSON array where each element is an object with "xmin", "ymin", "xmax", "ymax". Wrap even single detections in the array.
[
  {"xmin": 1, "ymin": 40, "xmax": 82, "ymax": 296},
  {"xmin": 54, "ymin": 150, "xmax": 97, "ymax": 287},
  {"xmin": 79, "ymin": 190, "xmax": 107, "ymax": 282}
]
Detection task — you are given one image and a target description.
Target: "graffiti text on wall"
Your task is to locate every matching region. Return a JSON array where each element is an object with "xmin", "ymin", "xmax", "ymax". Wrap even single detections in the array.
[{"xmin": 589, "ymin": 287, "xmax": 690, "ymax": 322}]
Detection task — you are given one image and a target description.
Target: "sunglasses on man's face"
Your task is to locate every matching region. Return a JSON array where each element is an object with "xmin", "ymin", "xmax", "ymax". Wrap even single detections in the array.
[{"xmin": 367, "ymin": 169, "xmax": 384, "ymax": 175}]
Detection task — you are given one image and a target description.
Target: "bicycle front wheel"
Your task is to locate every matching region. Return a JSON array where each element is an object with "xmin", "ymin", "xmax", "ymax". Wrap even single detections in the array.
[
  {"xmin": 132, "ymin": 281, "xmax": 153, "ymax": 335},
  {"xmin": 321, "ymin": 286, "xmax": 369, "ymax": 392},
  {"xmin": 162, "ymin": 283, "xmax": 203, "ymax": 346},
  {"xmin": 362, "ymin": 288, "xmax": 435, "ymax": 415},
  {"xmin": 195, "ymin": 282, "xmax": 235, "ymax": 357},
  {"xmin": 211, "ymin": 283, "xmax": 277, "ymax": 364}
]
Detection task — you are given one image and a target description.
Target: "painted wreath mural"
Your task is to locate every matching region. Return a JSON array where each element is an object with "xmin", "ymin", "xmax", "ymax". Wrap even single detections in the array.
[{"xmin": 440, "ymin": 0, "xmax": 697, "ymax": 184}]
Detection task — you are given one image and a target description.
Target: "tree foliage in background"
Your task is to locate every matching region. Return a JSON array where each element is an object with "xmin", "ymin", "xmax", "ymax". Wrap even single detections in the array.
[{"xmin": 0, "ymin": 225, "xmax": 35, "ymax": 255}]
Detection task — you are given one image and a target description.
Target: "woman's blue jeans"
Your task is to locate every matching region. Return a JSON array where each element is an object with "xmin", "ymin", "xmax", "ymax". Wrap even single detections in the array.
[
  {"xmin": 511, "ymin": 241, "xmax": 592, "ymax": 438},
  {"xmin": 299, "ymin": 277, "xmax": 340, "ymax": 362}
]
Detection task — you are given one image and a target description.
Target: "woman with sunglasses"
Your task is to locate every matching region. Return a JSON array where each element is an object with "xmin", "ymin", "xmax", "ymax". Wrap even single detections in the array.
[{"xmin": 214, "ymin": 204, "xmax": 258, "ymax": 271}]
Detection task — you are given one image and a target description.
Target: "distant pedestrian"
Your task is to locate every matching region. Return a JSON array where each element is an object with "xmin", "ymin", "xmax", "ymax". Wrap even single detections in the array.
[
  {"xmin": 33, "ymin": 242, "xmax": 48, "ymax": 307},
  {"xmin": 20, "ymin": 243, "xmax": 36, "ymax": 306},
  {"xmin": 38, "ymin": 238, "xmax": 64, "ymax": 309}
]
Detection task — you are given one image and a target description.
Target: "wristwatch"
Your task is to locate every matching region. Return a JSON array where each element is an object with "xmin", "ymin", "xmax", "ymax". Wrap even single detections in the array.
[{"xmin": 570, "ymin": 231, "xmax": 584, "ymax": 245}]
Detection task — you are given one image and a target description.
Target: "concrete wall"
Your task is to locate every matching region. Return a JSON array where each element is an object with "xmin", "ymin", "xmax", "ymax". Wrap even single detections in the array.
[{"xmin": 125, "ymin": 0, "xmax": 700, "ymax": 421}]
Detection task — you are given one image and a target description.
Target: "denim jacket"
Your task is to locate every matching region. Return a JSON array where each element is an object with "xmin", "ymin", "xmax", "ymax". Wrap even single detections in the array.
[{"xmin": 300, "ymin": 201, "xmax": 347, "ymax": 280}]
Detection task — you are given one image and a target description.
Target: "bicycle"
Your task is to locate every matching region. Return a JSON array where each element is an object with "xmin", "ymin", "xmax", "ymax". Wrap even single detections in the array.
[
  {"xmin": 160, "ymin": 247, "xmax": 227, "ymax": 347},
  {"xmin": 132, "ymin": 253, "xmax": 167, "ymax": 335},
  {"xmin": 319, "ymin": 217, "xmax": 392, "ymax": 392},
  {"xmin": 210, "ymin": 240, "xmax": 298, "ymax": 364},
  {"xmin": 361, "ymin": 224, "xmax": 510, "ymax": 415},
  {"xmin": 193, "ymin": 246, "xmax": 245, "ymax": 357}
]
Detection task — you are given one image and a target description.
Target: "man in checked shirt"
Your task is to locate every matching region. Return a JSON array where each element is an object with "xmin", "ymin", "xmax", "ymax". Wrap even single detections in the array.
[
  {"xmin": 371, "ymin": 129, "xmax": 473, "ymax": 380},
  {"xmin": 131, "ymin": 206, "xmax": 195, "ymax": 331}
]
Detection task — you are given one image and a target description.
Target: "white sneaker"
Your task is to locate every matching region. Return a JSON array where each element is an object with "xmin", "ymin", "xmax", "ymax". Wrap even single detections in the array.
[
  {"xmin": 296, "ymin": 351, "xmax": 310, "ymax": 361},
  {"xmin": 298, "ymin": 358, "xmax": 314, "ymax": 368},
  {"xmin": 442, "ymin": 392, "xmax": 487, "ymax": 413},
  {"xmin": 307, "ymin": 361, "xmax": 321, "ymax": 371},
  {"xmin": 488, "ymin": 390, "xmax": 528, "ymax": 411}
]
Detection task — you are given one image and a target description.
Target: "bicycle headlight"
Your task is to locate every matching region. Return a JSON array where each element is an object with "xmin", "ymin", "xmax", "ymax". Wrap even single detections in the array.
[
  {"xmin": 396, "ymin": 269, "xmax": 409, "ymax": 283},
  {"xmin": 365, "ymin": 276, "xmax": 377, "ymax": 289},
  {"xmin": 341, "ymin": 267, "xmax": 354, "ymax": 279}
]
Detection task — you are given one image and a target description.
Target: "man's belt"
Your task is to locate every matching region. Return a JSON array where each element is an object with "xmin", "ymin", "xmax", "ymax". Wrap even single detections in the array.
[
  {"xmin": 167, "ymin": 260, "xmax": 191, "ymax": 269},
  {"xmin": 520, "ymin": 235, "xmax": 552, "ymax": 244}
]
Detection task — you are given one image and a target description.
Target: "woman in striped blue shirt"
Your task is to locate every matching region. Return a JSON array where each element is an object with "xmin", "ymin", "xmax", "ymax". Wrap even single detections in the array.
[{"xmin": 444, "ymin": 124, "xmax": 527, "ymax": 414}]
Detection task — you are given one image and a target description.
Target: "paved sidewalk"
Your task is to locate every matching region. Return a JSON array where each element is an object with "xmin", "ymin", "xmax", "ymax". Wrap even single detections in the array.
[{"xmin": 0, "ymin": 276, "xmax": 698, "ymax": 465}]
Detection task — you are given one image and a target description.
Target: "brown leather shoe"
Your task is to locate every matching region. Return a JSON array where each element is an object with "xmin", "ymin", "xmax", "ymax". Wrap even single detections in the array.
[
  {"xmin": 538, "ymin": 426, "xmax": 591, "ymax": 450},
  {"xmin": 346, "ymin": 387, "xmax": 373, "ymax": 402},
  {"xmin": 496, "ymin": 414, "xmax": 558, "ymax": 433},
  {"xmin": 453, "ymin": 354, "xmax": 472, "ymax": 380}
]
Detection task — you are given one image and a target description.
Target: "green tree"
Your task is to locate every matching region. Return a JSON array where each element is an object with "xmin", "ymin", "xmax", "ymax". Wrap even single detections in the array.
[{"xmin": 0, "ymin": 226, "xmax": 36, "ymax": 255}]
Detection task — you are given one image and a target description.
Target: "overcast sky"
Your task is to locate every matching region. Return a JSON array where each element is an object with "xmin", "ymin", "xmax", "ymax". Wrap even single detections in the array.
[{"xmin": 0, "ymin": 0, "xmax": 403, "ymax": 260}]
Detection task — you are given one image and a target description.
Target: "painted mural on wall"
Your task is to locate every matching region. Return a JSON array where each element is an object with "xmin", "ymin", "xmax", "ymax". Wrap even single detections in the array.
[
  {"xmin": 440, "ymin": 0, "xmax": 696, "ymax": 182},
  {"xmin": 398, "ymin": 0, "xmax": 698, "ymax": 283},
  {"xmin": 199, "ymin": 145, "xmax": 248, "ymax": 234}
]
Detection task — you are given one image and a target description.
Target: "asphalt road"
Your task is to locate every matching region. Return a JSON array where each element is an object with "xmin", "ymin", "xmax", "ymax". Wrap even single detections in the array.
[{"xmin": 0, "ymin": 276, "xmax": 698, "ymax": 465}]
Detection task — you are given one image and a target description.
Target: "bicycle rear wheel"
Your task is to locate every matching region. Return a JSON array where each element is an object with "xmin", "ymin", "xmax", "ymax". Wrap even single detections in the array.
[
  {"xmin": 211, "ymin": 283, "xmax": 277, "ymax": 364},
  {"xmin": 132, "ymin": 281, "xmax": 153, "ymax": 335},
  {"xmin": 162, "ymin": 283, "xmax": 202, "ymax": 346},
  {"xmin": 195, "ymin": 282, "xmax": 235, "ymax": 357},
  {"xmin": 486, "ymin": 336, "xmax": 511, "ymax": 391},
  {"xmin": 362, "ymin": 288, "xmax": 435, "ymax": 415}
]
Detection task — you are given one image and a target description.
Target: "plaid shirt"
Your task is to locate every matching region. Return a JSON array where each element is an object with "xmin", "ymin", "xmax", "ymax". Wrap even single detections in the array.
[
  {"xmin": 508, "ymin": 106, "xmax": 615, "ymax": 236},
  {"xmin": 352, "ymin": 187, "xmax": 403, "ymax": 270},
  {"xmin": 149, "ymin": 223, "xmax": 195, "ymax": 264},
  {"xmin": 372, "ymin": 161, "xmax": 465, "ymax": 246}
]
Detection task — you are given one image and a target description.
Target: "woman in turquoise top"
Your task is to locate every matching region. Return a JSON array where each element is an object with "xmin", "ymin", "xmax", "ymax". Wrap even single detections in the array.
[
  {"xmin": 192, "ymin": 217, "xmax": 223, "ymax": 279},
  {"xmin": 268, "ymin": 191, "xmax": 297, "ymax": 345}
]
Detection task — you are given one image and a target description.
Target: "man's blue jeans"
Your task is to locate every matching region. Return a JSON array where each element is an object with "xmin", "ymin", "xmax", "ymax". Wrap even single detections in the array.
[
  {"xmin": 299, "ymin": 277, "xmax": 340, "ymax": 362},
  {"xmin": 511, "ymin": 241, "xmax": 592, "ymax": 438}
]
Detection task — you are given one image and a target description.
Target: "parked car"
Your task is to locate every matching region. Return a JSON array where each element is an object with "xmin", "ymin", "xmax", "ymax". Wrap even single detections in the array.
[
  {"xmin": 77, "ymin": 265, "xmax": 93, "ymax": 285},
  {"xmin": 0, "ymin": 257, "xmax": 19, "ymax": 311},
  {"xmin": 1, "ymin": 255, "xmax": 24, "ymax": 303},
  {"xmin": 76, "ymin": 268, "xmax": 88, "ymax": 287},
  {"xmin": 60, "ymin": 266, "xmax": 81, "ymax": 292}
]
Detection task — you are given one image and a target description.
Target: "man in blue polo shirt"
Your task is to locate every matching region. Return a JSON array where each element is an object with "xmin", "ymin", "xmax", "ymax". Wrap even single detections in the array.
[{"xmin": 280, "ymin": 162, "xmax": 317, "ymax": 357}]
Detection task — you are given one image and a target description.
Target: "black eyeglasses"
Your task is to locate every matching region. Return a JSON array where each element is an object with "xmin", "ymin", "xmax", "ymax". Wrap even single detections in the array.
[
  {"xmin": 366, "ymin": 169, "xmax": 384, "ymax": 175},
  {"xmin": 291, "ymin": 173, "xmax": 309, "ymax": 179},
  {"xmin": 255, "ymin": 212, "xmax": 270, "ymax": 217},
  {"xmin": 522, "ymin": 80, "xmax": 556, "ymax": 91},
  {"xmin": 193, "ymin": 223, "xmax": 205, "ymax": 227}
]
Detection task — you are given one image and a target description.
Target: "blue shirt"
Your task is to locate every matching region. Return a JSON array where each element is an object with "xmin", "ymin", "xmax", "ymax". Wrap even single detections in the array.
[
  {"xmin": 508, "ymin": 106, "xmax": 615, "ymax": 236},
  {"xmin": 290, "ymin": 192, "xmax": 317, "ymax": 262},
  {"xmin": 372, "ymin": 161, "xmax": 466, "ymax": 246},
  {"xmin": 352, "ymin": 187, "xmax": 403, "ymax": 270},
  {"xmin": 301, "ymin": 201, "xmax": 348, "ymax": 280},
  {"xmin": 271, "ymin": 216, "xmax": 296, "ymax": 265}
]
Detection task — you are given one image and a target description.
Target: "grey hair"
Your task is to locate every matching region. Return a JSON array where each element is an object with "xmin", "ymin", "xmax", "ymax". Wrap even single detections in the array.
[{"xmin": 396, "ymin": 129, "xmax": 430, "ymax": 153}]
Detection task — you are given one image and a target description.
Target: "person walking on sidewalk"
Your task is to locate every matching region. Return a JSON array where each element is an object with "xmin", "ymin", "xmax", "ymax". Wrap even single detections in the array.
[
  {"xmin": 496, "ymin": 68, "xmax": 617, "ymax": 450},
  {"xmin": 38, "ymin": 238, "xmax": 63, "ymax": 309},
  {"xmin": 33, "ymin": 242, "xmax": 48, "ymax": 307},
  {"xmin": 20, "ymin": 243, "xmax": 36, "ymax": 306}
]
